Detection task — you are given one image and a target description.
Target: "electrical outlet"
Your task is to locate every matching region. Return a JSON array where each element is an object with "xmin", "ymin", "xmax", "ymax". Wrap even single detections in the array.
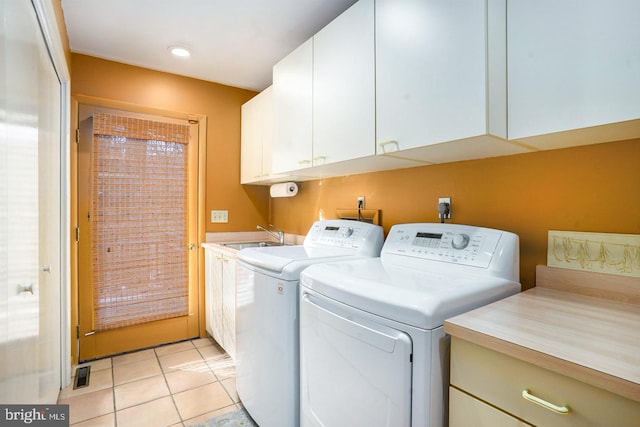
[
  {"xmin": 357, "ymin": 196, "xmax": 366, "ymax": 209},
  {"xmin": 211, "ymin": 209, "xmax": 228, "ymax": 223},
  {"xmin": 438, "ymin": 197, "xmax": 451, "ymax": 219}
]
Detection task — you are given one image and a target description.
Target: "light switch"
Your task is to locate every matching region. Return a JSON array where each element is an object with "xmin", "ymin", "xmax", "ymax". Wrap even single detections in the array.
[{"xmin": 211, "ymin": 210, "xmax": 228, "ymax": 223}]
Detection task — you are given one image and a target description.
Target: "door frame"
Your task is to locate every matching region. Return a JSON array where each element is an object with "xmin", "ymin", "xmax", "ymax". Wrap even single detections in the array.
[
  {"xmin": 70, "ymin": 94, "xmax": 207, "ymax": 363},
  {"xmin": 31, "ymin": 0, "xmax": 72, "ymax": 389}
]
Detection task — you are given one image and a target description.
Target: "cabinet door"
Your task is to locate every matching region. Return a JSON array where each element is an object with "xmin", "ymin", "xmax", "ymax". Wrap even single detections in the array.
[
  {"xmin": 240, "ymin": 94, "xmax": 262, "ymax": 183},
  {"xmin": 272, "ymin": 39, "xmax": 313, "ymax": 173},
  {"xmin": 376, "ymin": 0, "xmax": 489, "ymax": 153},
  {"xmin": 221, "ymin": 256, "xmax": 236, "ymax": 359},
  {"xmin": 260, "ymin": 86, "xmax": 273, "ymax": 179},
  {"xmin": 204, "ymin": 247, "xmax": 215, "ymax": 336},
  {"xmin": 210, "ymin": 250, "xmax": 225, "ymax": 348},
  {"xmin": 240, "ymin": 86, "xmax": 273, "ymax": 184},
  {"xmin": 312, "ymin": 0, "xmax": 375, "ymax": 166},
  {"xmin": 508, "ymin": 0, "xmax": 640, "ymax": 142}
]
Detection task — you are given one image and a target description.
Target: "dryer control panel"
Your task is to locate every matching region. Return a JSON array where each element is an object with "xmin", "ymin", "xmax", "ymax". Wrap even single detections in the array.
[
  {"xmin": 304, "ymin": 219, "xmax": 385, "ymax": 257},
  {"xmin": 382, "ymin": 223, "xmax": 519, "ymax": 274}
]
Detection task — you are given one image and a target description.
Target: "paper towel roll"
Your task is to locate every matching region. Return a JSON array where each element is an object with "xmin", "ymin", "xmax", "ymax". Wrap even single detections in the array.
[{"xmin": 270, "ymin": 182, "xmax": 298, "ymax": 198}]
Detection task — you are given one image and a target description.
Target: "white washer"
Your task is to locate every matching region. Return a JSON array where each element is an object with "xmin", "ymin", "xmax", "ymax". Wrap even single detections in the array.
[
  {"xmin": 235, "ymin": 219, "xmax": 384, "ymax": 427},
  {"xmin": 299, "ymin": 223, "xmax": 521, "ymax": 427}
]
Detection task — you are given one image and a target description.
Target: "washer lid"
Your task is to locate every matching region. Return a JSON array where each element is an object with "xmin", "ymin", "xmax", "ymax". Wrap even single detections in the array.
[
  {"xmin": 300, "ymin": 258, "xmax": 521, "ymax": 330},
  {"xmin": 237, "ymin": 245, "xmax": 359, "ymax": 280}
]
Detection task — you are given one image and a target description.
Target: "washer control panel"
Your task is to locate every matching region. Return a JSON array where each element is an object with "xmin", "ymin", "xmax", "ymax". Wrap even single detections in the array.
[
  {"xmin": 304, "ymin": 219, "xmax": 384, "ymax": 256},
  {"xmin": 383, "ymin": 223, "xmax": 508, "ymax": 269}
]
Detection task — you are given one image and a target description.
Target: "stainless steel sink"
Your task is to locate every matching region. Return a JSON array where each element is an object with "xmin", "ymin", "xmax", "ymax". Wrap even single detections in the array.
[{"xmin": 222, "ymin": 241, "xmax": 283, "ymax": 250}]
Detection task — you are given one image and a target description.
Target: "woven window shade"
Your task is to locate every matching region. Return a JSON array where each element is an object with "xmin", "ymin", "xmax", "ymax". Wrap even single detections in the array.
[{"xmin": 91, "ymin": 112, "xmax": 190, "ymax": 331}]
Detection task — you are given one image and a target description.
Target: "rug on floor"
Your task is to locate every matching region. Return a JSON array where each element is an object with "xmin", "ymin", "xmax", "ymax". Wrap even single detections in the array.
[{"xmin": 188, "ymin": 408, "xmax": 257, "ymax": 427}]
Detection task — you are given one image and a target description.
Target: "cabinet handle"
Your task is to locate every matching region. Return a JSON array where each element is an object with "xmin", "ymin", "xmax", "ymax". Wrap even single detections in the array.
[
  {"xmin": 297, "ymin": 159, "xmax": 311, "ymax": 165},
  {"xmin": 313, "ymin": 156, "xmax": 326, "ymax": 166},
  {"xmin": 18, "ymin": 283, "xmax": 34, "ymax": 294},
  {"xmin": 522, "ymin": 389, "xmax": 570, "ymax": 414},
  {"xmin": 378, "ymin": 140, "xmax": 399, "ymax": 153}
]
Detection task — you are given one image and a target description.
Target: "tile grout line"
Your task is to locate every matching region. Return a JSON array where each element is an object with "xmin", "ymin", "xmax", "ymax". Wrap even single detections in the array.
[
  {"xmin": 157, "ymin": 344, "xmax": 188, "ymax": 427},
  {"xmin": 194, "ymin": 344, "xmax": 238, "ymax": 412},
  {"xmin": 68, "ymin": 339, "xmax": 232, "ymax": 426},
  {"xmin": 110, "ymin": 356, "xmax": 118, "ymax": 427}
]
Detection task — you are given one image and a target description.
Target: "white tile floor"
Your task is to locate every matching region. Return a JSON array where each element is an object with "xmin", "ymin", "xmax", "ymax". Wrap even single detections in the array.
[{"xmin": 58, "ymin": 338, "xmax": 242, "ymax": 427}]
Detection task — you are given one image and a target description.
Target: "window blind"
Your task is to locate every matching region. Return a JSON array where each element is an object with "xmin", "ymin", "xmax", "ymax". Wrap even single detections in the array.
[{"xmin": 91, "ymin": 112, "xmax": 190, "ymax": 331}]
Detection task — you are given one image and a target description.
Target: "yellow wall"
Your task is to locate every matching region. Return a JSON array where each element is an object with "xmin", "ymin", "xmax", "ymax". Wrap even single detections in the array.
[
  {"xmin": 271, "ymin": 139, "xmax": 640, "ymax": 290},
  {"xmin": 70, "ymin": 53, "xmax": 269, "ymax": 232}
]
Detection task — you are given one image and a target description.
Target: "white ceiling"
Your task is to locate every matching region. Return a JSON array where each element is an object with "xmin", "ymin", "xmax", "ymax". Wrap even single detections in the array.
[{"xmin": 61, "ymin": 0, "xmax": 358, "ymax": 91}]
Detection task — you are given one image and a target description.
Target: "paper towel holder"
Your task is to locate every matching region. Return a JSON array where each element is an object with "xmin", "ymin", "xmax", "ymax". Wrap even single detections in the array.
[{"xmin": 270, "ymin": 182, "xmax": 299, "ymax": 198}]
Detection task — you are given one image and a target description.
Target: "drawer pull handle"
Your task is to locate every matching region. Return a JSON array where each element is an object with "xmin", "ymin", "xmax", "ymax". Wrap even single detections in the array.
[{"xmin": 522, "ymin": 389, "xmax": 570, "ymax": 414}]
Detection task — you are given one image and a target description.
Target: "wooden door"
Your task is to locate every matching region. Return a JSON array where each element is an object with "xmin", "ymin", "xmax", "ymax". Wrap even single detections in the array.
[{"xmin": 77, "ymin": 104, "xmax": 200, "ymax": 360}]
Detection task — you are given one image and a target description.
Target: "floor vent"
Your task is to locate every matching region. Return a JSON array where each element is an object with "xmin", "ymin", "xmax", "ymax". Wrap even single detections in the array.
[{"xmin": 73, "ymin": 366, "xmax": 91, "ymax": 389}]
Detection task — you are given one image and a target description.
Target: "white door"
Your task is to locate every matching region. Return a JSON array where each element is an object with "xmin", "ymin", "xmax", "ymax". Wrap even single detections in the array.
[
  {"xmin": 272, "ymin": 39, "xmax": 313, "ymax": 173},
  {"xmin": 300, "ymin": 291, "xmax": 413, "ymax": 427},
  {"xmin": 0, "ymin": 0, "xmax": 63, "ymax": 403},
  {"xmin": 375, "ymin": 0, "xmax": 490, "ymax": 153},
  {"xmin": 507, "ymin": 0, "xmax": 640, "ymax": 140},
  {"xmin": 312, "ymin": 0, "xmax": 375, "ymax": 166}
]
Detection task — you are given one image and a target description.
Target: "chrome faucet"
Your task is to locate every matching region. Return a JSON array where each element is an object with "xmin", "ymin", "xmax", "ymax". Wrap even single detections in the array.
[{"xmin": 257, "ymin": 224, "xmax": 285, "ymax": 245}]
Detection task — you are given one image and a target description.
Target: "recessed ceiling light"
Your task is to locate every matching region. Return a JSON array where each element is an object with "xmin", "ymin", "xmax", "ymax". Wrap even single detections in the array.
[{"xmin": 169, "ymin": 45, "xmax": 191, "ymax": 58}]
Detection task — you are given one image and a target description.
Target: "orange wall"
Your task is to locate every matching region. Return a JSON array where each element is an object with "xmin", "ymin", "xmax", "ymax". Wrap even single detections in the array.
[
  {"xmin": 51, "ymin": 0, "xmax": 72, "ymax": 66},
  {"xmin": 271, "ymin": 139, "xmax": 640, "ymax": 290},
  {"xmin": 70, "ymin": 53, "xmax": 269, "ymax": 233},
  {"xmin": 69, "ymin": 53, "xmax": 640, "ymax": 292}
]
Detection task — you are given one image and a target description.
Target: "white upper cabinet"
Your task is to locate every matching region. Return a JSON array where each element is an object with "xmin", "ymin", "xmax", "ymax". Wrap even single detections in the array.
[
  {"xmin": 507, "ymin": 0, "xmax": 640, "ymax": 148},
  {"xmin": 312, "ymin": 0, "xmax": 376, "ymax": 166},
  {"xmin": 375, "ymin": 0, "xmax": 529, "ymax": 163},
  {"xmin": 241, "ymin": 86, "xmax": 274, "ymax": 184},
  {"xmin": 271, "ymin": 39, "xmax": 313, "ymax": 174},
  {"xmin": 251, "ymin": 0, "xmax": 639, "ymax": 185}
]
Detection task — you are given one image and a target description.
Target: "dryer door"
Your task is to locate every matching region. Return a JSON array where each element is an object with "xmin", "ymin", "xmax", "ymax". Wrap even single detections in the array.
[{"xmin": 300, "ymin": 291, "xmax": 413, "ymax": 427}]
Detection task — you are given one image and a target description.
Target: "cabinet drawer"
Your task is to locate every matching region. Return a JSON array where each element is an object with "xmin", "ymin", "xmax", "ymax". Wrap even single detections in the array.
[
  {"xmin": 450, "ymin": 338, "xmax": 640, "ymax": 427},
  {"xmin": 450, "ymin": 387, "xmax": 532, "ymax": 427}
]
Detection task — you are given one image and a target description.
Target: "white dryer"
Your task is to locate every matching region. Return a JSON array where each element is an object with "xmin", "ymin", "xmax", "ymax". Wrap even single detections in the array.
[
  {"xmin": 299, "ymin": 223, "xmax": 521, "ymax": 427},
  {"xmin": 235, "ymin": 219, "xmax": 384, "ymax": 427}
]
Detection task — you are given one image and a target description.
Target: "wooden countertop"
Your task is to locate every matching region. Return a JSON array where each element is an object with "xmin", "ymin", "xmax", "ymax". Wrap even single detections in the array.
[{"xmin": 444, "ymin": 266, "xmax": 640, "ymax": 403}]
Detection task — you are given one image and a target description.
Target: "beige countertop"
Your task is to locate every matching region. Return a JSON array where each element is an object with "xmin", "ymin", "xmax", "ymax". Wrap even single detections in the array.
[{"xmin": 444, "ymin": 266, "xmax": 640, "ymax": 403}]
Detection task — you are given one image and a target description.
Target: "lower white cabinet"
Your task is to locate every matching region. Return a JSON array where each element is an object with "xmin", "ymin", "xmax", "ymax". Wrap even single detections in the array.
[{"xmin": 203, "ymin": 244, "xmax": 237, "ymax": 359}]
